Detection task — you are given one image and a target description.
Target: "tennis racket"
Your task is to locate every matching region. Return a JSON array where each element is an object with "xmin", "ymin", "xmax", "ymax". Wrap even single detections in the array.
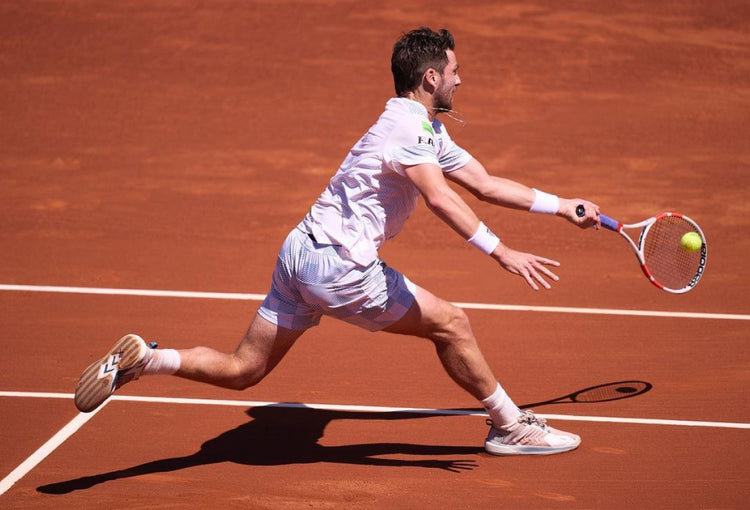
[{"xmin": 577, "ymin": 206, "xmax": 707, "ymax": 293}]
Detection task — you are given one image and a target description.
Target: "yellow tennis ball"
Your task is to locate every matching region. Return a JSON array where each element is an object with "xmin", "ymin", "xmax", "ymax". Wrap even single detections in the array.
[{"xmin": 680, "ymin": 232, "xmax": 702, "ymax": 253}]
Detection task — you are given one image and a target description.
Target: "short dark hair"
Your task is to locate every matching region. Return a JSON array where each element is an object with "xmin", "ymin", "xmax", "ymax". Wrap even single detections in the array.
[{"xmin": 391, "ymin": 27, "xmax": 455, "ymax": 96}]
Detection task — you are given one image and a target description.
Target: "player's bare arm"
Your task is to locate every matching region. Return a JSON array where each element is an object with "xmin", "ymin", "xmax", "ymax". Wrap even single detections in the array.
[
  {"xmin": 403, "ymin": 162, "xmax": 481, "ymax": 239},
  {"xmin": 447, "ymin": 158, "xmax": 601, "ymax": 229},
  {"xmin": 403, "ymin": 162, "xmax": 561, "ymax": 291}
]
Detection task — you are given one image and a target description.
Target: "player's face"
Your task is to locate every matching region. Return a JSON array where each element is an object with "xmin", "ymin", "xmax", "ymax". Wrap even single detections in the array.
[{"xmin": 434, "ymin": 49, "xmax": 461, "ymax": 111}]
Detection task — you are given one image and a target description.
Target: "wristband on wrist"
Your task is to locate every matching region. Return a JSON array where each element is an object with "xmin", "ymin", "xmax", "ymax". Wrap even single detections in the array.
[
  {"xmin": 530, "ymin": 188, "xmax": 560, "ymax": 214},
  {"xmin": 467, "ymin": 221, "xmax": 500, "ymax": 255}
]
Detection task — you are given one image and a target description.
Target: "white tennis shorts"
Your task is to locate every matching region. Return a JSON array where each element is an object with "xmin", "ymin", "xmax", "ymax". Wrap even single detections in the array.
[{"xmin": 258, "ymin": 228, "xmax": 417, "ymax": 331}]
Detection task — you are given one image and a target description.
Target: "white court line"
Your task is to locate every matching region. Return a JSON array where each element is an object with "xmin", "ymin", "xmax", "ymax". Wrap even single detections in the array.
[
  {"xmin": 0, "ymin": 402, "xmax": 107, "ymax": 496},
  {"xmin": 0, "ymin": 284, "xmax": 265, "ymax": 302},
  {"xmin": 2, "ymin": 283, "xmax": 749, "ymax": 320},
  {"xmin": 1, "ymin": 391, "xmax": 748, "ymax": 430}
]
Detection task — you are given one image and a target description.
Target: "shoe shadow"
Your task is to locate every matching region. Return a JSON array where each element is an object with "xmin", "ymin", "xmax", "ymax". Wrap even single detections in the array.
[{"xmin": 37, "ymin": 405, "xmax": 482, "ymax": 494}]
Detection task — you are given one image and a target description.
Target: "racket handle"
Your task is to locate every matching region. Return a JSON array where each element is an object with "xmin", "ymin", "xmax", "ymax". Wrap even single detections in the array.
[
  {"xmin": 599, "ymin": 214, "xmax": 620, "ymax": 231},
  {"xmin": 576, "ymin": 204, "xmax": 619, "ymax": 231}
]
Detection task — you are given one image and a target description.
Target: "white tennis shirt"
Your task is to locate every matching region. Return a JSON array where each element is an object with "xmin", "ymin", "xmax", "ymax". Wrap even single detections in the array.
[{"xmin": 300, "ymin": 97, "xmax": 472, "ymax": 266}]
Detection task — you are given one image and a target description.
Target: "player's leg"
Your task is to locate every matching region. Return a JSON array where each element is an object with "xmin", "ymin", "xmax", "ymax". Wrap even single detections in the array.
[
  {"xmin": 73, "ymin": 314, "xmax": 305, "ymax": 412},
  {"xmin": 382, "ymin": 286, "xmax": 497, "ymax": 400},
  {"xmin": 315, "ymin": 259, "xmax": 507, "ymax": 417},
  {"xmin": 173, "ymin": 313, "xmax": 305, "ymax": 390},
  {"xmin": 74, "ymin": 228, "xmax": 318, "ymax": 413},
  {"xmin": 383, "ymin": 284, "xmax": 581, "ymax": 455},
  {"xmin": 318, "ymin": 258, "xmax": 523, "ymax": 431}
]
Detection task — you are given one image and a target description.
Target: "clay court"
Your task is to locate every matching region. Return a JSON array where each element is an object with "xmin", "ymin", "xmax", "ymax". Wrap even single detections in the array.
[{"xmin": 1, "ymin": 1, "xmax": 749, "ymax": 508}]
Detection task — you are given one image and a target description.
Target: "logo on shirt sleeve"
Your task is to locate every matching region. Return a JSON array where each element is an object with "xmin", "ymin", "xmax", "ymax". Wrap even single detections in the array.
[{"xmin": 418, "ymin": 121, "xmax": 436, "ymax": 147}]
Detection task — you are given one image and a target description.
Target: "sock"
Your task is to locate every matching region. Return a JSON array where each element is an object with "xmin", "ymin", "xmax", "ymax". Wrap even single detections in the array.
[
  {"xmin": 143, "ymin": 349, "xmax": 181, "ymax": 376},
  {"xmin": 481, "ymin": 382, "xmax": 522, "ymax": 427}
]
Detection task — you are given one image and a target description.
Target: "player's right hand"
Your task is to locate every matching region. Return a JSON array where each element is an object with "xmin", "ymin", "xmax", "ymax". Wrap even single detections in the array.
[{"xmin": 559, "ymin": 198, "xmax": 601, "ymax": 229}]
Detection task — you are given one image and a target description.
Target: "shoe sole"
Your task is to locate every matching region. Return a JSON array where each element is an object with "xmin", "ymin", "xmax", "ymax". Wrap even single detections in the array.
[
  {"xmin": 74, "ymin": 334, "xmax": 148, "ymax": 413},
  {"xmin": 484, "ymin": 438, "xmax": 581, "ymax": 456}
]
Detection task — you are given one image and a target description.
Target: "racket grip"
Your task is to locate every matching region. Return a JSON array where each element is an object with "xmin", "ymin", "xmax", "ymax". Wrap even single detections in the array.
[
  {"xmin": 599, "ymin": 214, "xmax": 620, "ymax": 231},
  {"xmin": 576, "ymin": 204, "xmax": 619, "ymax": 231}
]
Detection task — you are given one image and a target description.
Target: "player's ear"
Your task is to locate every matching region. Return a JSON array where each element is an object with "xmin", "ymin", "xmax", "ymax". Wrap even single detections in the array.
[{"xmin": 424, "ymin": 69, "xmax": 439, "ymax": 91}]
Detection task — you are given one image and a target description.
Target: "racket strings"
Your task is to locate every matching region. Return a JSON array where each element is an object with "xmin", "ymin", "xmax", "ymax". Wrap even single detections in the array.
[{"xmin": 642, "ymin": 216, "xmax": 704, "ymax": 290}]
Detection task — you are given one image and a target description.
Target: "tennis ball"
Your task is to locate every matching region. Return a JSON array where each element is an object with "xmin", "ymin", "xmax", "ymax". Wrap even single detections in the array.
[{"xmin": 680, "ymin": 232, "xmax": 702, "ymax": 253}]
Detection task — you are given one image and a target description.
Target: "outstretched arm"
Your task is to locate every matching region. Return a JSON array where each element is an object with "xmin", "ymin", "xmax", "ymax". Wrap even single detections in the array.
[{"xmin": 446, "ymin": 157, "xmax": 601, "ymax": 228}]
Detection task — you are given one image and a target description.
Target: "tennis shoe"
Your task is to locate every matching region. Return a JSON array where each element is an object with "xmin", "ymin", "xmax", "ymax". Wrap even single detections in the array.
[
  {"xmin": 484, "ymin": 410, "xmax": 581, "ymax": 455},
  {"xmin": 74, "ymin": 334, "xmax": 156, "ymax": 413}
]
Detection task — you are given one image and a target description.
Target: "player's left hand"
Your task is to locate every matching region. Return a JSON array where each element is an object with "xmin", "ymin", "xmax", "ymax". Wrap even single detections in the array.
[
  {"xmin": 492, "ymin": 244, "xmax": 561, "ymax": 290},
  {"xmin": 558, "ymin": 198, "xmax": 601, "ymax": 229}
]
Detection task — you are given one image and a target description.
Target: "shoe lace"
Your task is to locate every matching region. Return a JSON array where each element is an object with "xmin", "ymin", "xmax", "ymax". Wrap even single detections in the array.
[
  {"xmin": 518, "ymin": 410, "xmax": 547, "ymax": 428},
  {"xmin": 486, "ymin": 410, "xmax": 548, "ymax": 429}
]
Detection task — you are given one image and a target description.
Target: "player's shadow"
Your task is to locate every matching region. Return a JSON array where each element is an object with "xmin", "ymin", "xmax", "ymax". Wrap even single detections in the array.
[
  {"xmin": 37, "ymin": 405, "xmax": 481, "ymax": 494},
  {"xmin": 37, "ymin": 379, "xmax": 653, "ymax": 495}
]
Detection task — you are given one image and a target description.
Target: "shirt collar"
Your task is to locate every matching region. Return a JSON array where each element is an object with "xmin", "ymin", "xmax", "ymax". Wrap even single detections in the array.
[{"xmin": 389, "ymin": 97, "xmax": 430, "ymax": 119}]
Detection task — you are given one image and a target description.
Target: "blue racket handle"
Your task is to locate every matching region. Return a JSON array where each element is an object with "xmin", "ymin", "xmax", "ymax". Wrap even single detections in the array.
[
  {"xmin": 576, "ymin": 204, "xmax": 619, "ymax": 231},
  {"xmin": 599, "ymin": 214, "xmax": 619, "ymax": 231}
]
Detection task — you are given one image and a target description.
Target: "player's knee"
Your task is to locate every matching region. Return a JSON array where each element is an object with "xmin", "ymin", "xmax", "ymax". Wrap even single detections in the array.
[
  {"xmin": 434, "ymin": 304, "xmax": 472, "ymax": 342},
  {"xmin": 227, "ymin": 356, "xmax": 268, "ymax": 391},
  {"xmin": 448, "ymin": 303, "xmax": 470, "ymax": 329},
  {"xmin": 229, "ymin": 371, "xmax": 264, "ymax": 391}
]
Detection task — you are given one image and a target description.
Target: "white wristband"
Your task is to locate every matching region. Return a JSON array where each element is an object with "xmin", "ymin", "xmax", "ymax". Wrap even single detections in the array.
[
  {"xmin": 530, "ymin": 188, "xmax": 560, "ymax": 214},
  {"xmin": 467, "ymin": 222, "xmax": 500, "ymax": 255}
]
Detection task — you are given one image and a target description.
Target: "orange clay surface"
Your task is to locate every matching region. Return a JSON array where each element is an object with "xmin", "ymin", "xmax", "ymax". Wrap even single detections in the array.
[{"xmin": 1, "ymin": 1, "xmax": 749, "ymax": 508}]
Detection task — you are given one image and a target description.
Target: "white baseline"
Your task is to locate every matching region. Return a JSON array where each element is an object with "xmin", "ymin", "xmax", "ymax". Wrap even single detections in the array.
[
  {"xmin": 1, "ymin": 391, "xmax": 748, "ymax": 430},
  {"xmin": 1, "ymin": 284, "xmax": 748, "ymax": 321}
]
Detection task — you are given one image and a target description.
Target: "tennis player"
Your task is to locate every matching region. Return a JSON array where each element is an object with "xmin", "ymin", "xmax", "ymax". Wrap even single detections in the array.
[{"xmin": 75, "ymin": 27, "xmax": 601, "ymax": 456}]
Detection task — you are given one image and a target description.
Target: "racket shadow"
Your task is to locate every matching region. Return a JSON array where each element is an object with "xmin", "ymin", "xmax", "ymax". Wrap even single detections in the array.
[{"xmin": 449, "ymin": 380, "xmax": 654, "ymax": 413}]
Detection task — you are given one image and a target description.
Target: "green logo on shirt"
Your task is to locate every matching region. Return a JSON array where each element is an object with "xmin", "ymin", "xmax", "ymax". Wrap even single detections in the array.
[{"xmin": 422, "ymin": 121, "xmax": 435, "ymax": 136}]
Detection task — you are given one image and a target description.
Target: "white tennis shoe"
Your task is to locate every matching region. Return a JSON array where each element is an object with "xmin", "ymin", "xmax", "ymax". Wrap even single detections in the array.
[
  {"xmin": 74, "ymin": 334, "xmax": 156, "ymax": 413},
  {"xmin": 484, "ymin": 411, "xmax": 581, "ymax": 455}
]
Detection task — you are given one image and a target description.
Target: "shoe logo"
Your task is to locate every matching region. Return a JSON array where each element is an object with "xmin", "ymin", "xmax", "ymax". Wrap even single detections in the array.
[{"xmin": 98, "ymin": 353, "xmax": 122, "ymax": 379}]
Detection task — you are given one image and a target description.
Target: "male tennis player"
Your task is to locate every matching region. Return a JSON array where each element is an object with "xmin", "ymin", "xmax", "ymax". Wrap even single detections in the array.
[{"xmin": 75, "ymin": 27, "xmax": 600, "ymax": 456}]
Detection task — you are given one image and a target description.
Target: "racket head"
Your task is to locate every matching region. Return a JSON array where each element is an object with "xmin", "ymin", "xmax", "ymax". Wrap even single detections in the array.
[
  {"xmin": 638, "ymin": 212, "xmax": 707, "ymax": 293},
  {"xmin": 569, "ymin": 380, "xmax": 653, "ymax": 403}
]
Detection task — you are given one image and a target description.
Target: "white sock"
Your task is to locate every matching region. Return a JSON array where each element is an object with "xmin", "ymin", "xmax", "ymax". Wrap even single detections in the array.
[
  {"xmin": 143, "ymin": 349, "xmax": 181, "ymax": 375},
  {"xmin": 481, "ymin": 382, "xmax": 522, "ymax": 427}
]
